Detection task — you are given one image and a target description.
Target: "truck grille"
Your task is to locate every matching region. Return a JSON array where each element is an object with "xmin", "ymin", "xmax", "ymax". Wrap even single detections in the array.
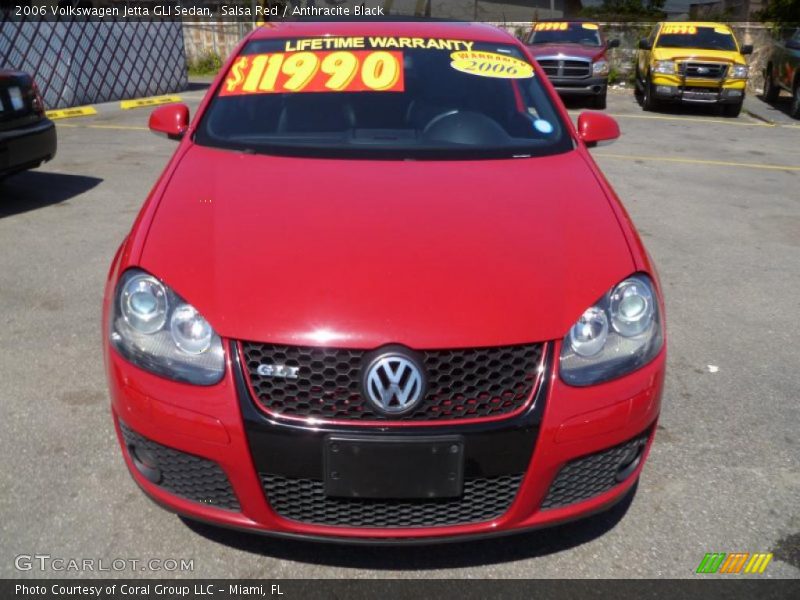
[
  {"xmin": 240, "ymin": 342, "xmax": 545, "ymax": 423},
  {"xmin": 678, "ymin": 62, "xmax": 727, "ymax": 79},
  {"xmin": 261, "ymin": 473, "xmax": 523, "ymax": 528},
  {"xmin": 537, "ymin": 58, "xmax": 591, "ymax": 79}
]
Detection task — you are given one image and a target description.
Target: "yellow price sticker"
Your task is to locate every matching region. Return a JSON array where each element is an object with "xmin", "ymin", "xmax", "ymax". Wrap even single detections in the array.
[
  {"xmin": 450, "ymin": 51, "xmax": 534, "ymax": 79},
  {"xmin": 533, "ymin": 22, "xmax": 569, "ymax": 32},
  {"xmin": 221, "ymin": 50, "xmax": 404, "ymax": 96},
  {"xmin": 582, "ymin": 23, "xmax": 599, "ymax": 30},
  {"xmin": 662, "ymin": 25, "xmax": 698, "ymax": 35}
]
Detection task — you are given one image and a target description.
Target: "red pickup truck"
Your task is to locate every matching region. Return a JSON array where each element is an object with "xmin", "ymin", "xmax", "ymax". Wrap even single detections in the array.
[
  {"xmin": 526, "ymin": 21, "xmax": 619, "ymax": 109},
  {"xmin": 763, "ymin": 27, "xmax": 800, "ymax": 119}
]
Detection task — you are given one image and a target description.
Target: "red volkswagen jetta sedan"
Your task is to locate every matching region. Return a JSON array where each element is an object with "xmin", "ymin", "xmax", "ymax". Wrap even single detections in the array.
[{"xmin": 104, "ymin": 21, "xmax": 666, "ymax": 542}]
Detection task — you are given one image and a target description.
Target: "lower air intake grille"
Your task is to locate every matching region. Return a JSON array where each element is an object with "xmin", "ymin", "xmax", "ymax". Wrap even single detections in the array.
[
  {"xmin": 540, "ymin": 433, "xmax": 649, "ymax": 510},
  {"xmin": 119, "ymin": 421, "xmax": 240, "ymax": 511},
  {"xmin": 261, "ymin": 473, "xmax": 523, "ymax": 528}
]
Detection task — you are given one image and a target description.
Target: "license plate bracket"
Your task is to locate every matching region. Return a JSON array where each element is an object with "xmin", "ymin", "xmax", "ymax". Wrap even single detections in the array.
[{"xmin": 324, "ymin": 435, "xmax": 464, "ymax": 499}]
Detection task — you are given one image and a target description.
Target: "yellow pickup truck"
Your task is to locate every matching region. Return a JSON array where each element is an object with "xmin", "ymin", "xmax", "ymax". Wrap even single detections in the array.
[{"xmin": 635, "ymin": 22, "xmax": 752, "ymax": 117}]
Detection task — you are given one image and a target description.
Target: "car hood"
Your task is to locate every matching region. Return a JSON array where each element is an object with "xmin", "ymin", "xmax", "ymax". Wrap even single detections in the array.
[
  {"xmin": 140, "ymin": 145, "xmax": 635, "ymax": 349},
  {"xmin": 527, "ymin": 44, "xmax": 605, "ymax": 60},
  {"xmin": 652, "ymin": 47, "xmax": 745, "ymax": 65}
]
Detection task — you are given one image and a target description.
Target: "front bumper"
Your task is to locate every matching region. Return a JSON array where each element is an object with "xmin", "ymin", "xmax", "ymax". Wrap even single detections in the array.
[
  {"xmin": 650, "ymin": 74, "xmax": 746, "ymax": 104},
  {"xmin": 0, "ymin": 117, "xmax": 57, "ymax": 177},
  {"xmin": 107, "ymin": 333, "xmax": 665, "ymax": 541},
  {"xmin": 550, "ymin": 76, "xmax": 608, "ymax": 96}
]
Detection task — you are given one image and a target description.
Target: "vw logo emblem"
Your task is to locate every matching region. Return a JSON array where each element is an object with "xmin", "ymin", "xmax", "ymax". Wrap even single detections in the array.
[{"xmin": 363, "ymin": 353, "xmax": 425, "ymax": 415}]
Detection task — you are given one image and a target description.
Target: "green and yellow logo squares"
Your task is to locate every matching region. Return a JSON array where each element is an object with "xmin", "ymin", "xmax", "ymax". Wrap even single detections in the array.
[{"xmin": 696, "ymin": 552, "xmax": 773, "ymax": 574}]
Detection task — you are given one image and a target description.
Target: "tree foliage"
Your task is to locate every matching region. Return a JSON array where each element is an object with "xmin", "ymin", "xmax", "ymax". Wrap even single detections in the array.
[
  {"xmin": 756, "ymin": 0, "xmax": 800, "ymax": 26},
  {"xmin": 581, "ymin": 0, "xmax": 666, "ymax": 20}
]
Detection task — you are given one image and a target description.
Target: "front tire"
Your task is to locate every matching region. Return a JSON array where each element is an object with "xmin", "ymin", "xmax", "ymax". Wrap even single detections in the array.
[
  {"xmin": 642, "ymin": 76, "xmax": 659, "ymax": 112},
  {"xmin": 722, "ymin": 100, "xmax": 743, "ymax": 118},
  {"xmin": 592, "ymin": 89, "xmax": 608, "ymax": 110},
  {"xmin": 763, "ymin": 67, "xmax": 779, "ymax": 103},
  {"xmin": 790, "ymin": 84, "xmax": 800, "ymax": 120}
]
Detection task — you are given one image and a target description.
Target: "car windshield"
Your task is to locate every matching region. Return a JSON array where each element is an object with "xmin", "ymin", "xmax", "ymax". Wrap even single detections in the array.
[
  {"xmin": 195, "ymin": 36, "xmax": 571, "ymax": 159},
  {"xmin": 527, "ymin": 23, "xmax": 602, "ymax": 47},
  {"xmin": 656, "ymin": 26, "xmax": 738, "ymax": 51}
]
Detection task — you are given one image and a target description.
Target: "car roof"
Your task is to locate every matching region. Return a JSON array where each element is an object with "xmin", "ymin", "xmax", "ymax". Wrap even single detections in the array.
[{"xmin": 250, "ymin": 21, "xmax": 515, "ymax": 44}]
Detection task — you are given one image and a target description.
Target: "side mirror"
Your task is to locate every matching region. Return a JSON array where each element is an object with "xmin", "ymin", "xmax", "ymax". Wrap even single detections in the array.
[
  {"xmin": 638, "ymin": 38, "xmax": 652, "ymax": 51},
  {"xmin": 740, "ymin": 44, "xmax": 753, "ymax": 55},
  {"xmin": 148, "ymin": 103, "xmax": 189, "ymax": 140},
  {"xmin": 577, "ymin": 112, "xmax": 620, "ymax": 147},
  {"xmin": 608, "ymin": 39, "xmax": 620, "ymax": 49}
]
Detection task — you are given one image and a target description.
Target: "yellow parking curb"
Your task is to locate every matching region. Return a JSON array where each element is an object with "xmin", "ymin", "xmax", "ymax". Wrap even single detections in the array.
[
  {"xmin": 120, "ymin": 95, "xmax": 182, "ymax": 110},
  {"xmin": 46, "ymin": 106, "xmax": 97, "ymax": 120}
]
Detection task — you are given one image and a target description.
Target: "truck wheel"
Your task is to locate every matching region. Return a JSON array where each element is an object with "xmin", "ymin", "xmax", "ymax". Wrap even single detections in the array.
[
  {"xmin": 763, "ymin": 67, "xmax": 779, "ymax": 103},
  {"xmin": 592, "ymin": 89, "xmax": 607, "ymax": 110},
  {"xmin": 722, "ymin": 100, "xmax": 743, "ymax": 118},
  {"xmin": 642, "ymin": 77, "xmax": 659, "ymax": 112},
  {"xmin": 791, "ymin": 84, "xmax": 800, "ymax": 120}
]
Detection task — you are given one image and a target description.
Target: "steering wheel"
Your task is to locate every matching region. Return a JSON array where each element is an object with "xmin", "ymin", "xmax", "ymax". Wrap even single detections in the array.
[
  {"xmin": 422, "ymin": 110, "xmax": 461, "ymax": 135},
  {"xmin": 422, "ymin": 110, "xmax": 510, "ymax": 145}
]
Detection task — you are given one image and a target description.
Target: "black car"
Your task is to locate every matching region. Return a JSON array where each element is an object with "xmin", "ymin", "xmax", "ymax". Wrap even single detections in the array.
[{"xmin": 0, "ymin": 69, "xmax": 57, "ymax": 180}]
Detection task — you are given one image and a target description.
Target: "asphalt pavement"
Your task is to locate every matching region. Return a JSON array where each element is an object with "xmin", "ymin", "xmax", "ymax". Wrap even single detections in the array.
[{"xmin": 1, "ymin": 87, "xmax": 798, "ymax": 579}]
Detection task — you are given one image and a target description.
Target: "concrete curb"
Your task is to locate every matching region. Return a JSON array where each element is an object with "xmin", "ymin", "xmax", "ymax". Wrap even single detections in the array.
[
  {"xmin": 120, "ymin": 95, "xmax": 183, "ymax": 110},
  {"xmin": 745, "ymin": 108, "xmax": 775, "ymax": 125},
  {"xmin": 45, "ymin": 106, "xmax": 97, "ymax": 120}
]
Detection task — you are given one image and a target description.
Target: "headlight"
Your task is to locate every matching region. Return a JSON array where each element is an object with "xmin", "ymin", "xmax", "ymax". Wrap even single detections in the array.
[
  {"xmin": 110, "ymin": 269, "xmax": 225, "ymax": 385},
  {"xmin": 653, "ymin": 60, "xmax": 675, "ymax": 75},
  {"xmin": 592, "ymin": 60, "xmax": 609, "ymax": 76},
  {"xmin": 560, "ymin": 274, "xmax": 663, "ymax": 386},
  {"xmin": 727, "ymin": 64, "xmax": 748, "ymax": 79}
]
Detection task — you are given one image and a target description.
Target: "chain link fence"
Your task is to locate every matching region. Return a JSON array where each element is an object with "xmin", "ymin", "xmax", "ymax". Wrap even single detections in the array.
[{"xmin": 0, "ymin": 21, "xmax": 188, "ymax": 110}]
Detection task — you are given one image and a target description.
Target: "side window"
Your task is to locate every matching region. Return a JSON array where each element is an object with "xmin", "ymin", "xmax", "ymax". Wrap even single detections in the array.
[{"xmin": 792, "ymin": 28, "xmax": 800, "ymax": 44}]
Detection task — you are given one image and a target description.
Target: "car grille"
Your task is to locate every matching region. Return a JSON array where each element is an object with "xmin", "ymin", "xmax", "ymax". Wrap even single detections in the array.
[
  {"xmin": 537, "ymin": 59, "xmax": 591, "ymax": 79},
  {"xmin": 240, "ymin": 342, "xmax": 544, "ymax": 423},
  {"xmin": 682, "ymin": 88, "xmax": 721, "ymax": 102},
  {"xmin": 678, "ymin": 62, "xmax": 727, "ymax": 79},
  {"xmin": 540, "ymin": 433, "xmax": 650, "ymax": 510},
  {"xmin": 118, "ymin": 421, "xmax": 240, "ymax": 511},
  {"xmin": 261, "ymin": 473, "xmax": 523, "ymax": 528}
]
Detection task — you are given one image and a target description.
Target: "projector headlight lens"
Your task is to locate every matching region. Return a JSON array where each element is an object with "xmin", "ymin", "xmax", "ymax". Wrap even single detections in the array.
[
  {"xmin": 110, "ymin": 269, "xmax": 224, "ymax": 385},
  {"xmin": 560, "ymin": 274, "xmax": 663, "ymax": 386}
]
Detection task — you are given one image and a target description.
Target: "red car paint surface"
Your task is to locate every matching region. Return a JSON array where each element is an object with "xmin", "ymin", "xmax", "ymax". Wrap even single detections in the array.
[{"xmin": 104, "ymin": 21, "xmax": 666, "ymax": 542}]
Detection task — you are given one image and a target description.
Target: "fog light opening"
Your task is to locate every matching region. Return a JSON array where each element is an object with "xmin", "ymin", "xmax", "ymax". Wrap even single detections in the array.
[
  {"xmin": 128, "ymin": 443, "xmax": 162, "ymax": 484},
  {"xmin": 615, "ymin": 441, "xmax": 646, "ymax": 482}
]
